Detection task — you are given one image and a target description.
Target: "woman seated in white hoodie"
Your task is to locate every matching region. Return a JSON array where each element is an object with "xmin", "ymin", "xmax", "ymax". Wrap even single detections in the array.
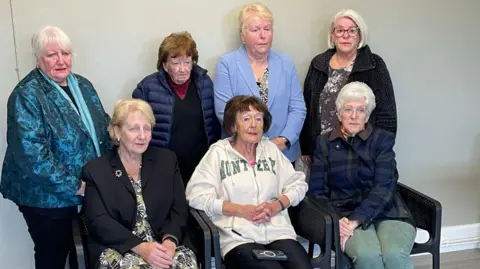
[{"xmin": 185, "ymin": 95, "xmax": 312, "ymax": 269}]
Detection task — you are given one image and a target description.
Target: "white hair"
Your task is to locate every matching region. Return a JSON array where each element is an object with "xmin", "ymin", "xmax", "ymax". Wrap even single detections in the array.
[
  {"xmin": 328, "ymin": 9, "xmax": 368, "ymax": 49},
  {"xmin": 238, "ymin": 2, "xmax": 274, "ymax": 33},
  {"xmin": 32, "ymin": 25, "xmax": 72, "ymax": 62},
  {"xmin": 336, "ymin": 82, "xmax": 376, "ymax": 120}
]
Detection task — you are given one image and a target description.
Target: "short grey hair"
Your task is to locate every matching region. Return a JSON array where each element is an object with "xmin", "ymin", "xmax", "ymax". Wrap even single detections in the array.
[
  {"xmin": 238, "ymin": 2, "xmax": 273, "ymax": 32},
  {"xmin": 328, "ymin": 9, "xmax": 368, "ymax": 49},
  {"xmin": 336, "ymin": 82, "xmax": 376, "ymax": 120},
  {"xmin": 32, "ymin": 25, "xmax": 72, "ymax": 63}
]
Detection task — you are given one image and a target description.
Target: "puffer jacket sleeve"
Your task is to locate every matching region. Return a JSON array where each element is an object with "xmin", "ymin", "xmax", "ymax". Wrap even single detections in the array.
[{"xmin": 132, "ymin": 80, "xmax": 146, "ymax": 100}]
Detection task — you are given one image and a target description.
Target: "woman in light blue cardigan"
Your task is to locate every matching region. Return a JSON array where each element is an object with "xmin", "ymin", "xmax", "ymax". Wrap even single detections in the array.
[{"xmin": 214, "ymin": 3, "xmax": 306, "ymax": 163}]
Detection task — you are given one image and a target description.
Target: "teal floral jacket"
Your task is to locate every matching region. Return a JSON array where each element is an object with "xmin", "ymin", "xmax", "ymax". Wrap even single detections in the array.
[{"xmin": 0, "ymin": 68, "xmax": 111, "ymax": 208}]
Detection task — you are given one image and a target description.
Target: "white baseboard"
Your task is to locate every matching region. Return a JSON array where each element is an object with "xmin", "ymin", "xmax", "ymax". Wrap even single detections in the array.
[
  {"xmin": 408, "ymin": 223, "xmax": 480, "ymax": 255},
  {"xmin": 439, "ymin": 223, "xmax": 480, "ymax": 253}
]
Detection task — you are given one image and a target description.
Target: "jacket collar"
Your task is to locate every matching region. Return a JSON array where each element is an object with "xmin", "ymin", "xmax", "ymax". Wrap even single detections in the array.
[
  {"xmin": 31, "ymin": 68, "xmax": 95, "ymax": 137},
  {"xmin": 312, "ymin": 45, "xmax": 376, "ymax": 75},
  {"xmin": 109, "ymin": 146, "xmax": 156, "ymax": 195},
  {"xmin": 235, "ymin": 45, "xmax": 280, "ymax": 109},
  {"xmin": 329, "ymin": 122, "xmax": 373, "ymax": 142},
  {"xmin": 32, "ymin": 68, "xmax": 62, "ymax": 94}
]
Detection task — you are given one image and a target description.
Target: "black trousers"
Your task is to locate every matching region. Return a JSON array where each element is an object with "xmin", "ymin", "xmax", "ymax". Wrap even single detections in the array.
[
  {"xmin": 224, "ymin": 239, "xmax": 313, "ymax": 269},
  {"xmin": 19, "ymin": 206, "xmax": 77, "ymax": 269}
]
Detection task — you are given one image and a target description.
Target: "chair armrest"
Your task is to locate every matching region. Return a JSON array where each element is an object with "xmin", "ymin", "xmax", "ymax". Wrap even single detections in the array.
[
  {"xmin": 288, "ymin": 197, "xmax": 332, "ymax": 267},
  {"xmin": 397, "ymin": 182, "xmax": 442, "ymax": 246},
  {"xmin": 197, "ymin": 210, "xmax": 222, "ymax": 269},
  {"xmin": 189, "ymin": 208, "xmax": 212, "ymax": 269},
  {"xmin": 308, "ymin": 195, "xmax": 349, "ymax": 269}
]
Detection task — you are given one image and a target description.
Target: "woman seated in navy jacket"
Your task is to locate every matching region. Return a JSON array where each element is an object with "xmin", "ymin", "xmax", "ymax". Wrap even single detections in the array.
[
  {"xmin": 83, "ymin": 99, "xmax": 197, "ymax": 269},
  {"xmin": 309, "ymin": 82, "xmax": 415, "ymax": 269}
]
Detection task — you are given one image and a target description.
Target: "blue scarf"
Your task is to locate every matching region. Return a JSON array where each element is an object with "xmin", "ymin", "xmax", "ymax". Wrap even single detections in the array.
[{"xmin": 40, "ymin": 70, "xmax": 101, "ymax": 157}]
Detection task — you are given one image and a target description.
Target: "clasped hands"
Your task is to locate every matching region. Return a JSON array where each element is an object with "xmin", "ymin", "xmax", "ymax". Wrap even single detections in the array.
[
  {"xmin": 134, "ymin": 239, "xmax": 176, "ymax": 269},
  {"xmin": 239, "ymin": 201, "xmax": 282, "ymax": 224},
  {"xmin": 339, "ymin": 217, "xmax": 360, "ymax": 252}
]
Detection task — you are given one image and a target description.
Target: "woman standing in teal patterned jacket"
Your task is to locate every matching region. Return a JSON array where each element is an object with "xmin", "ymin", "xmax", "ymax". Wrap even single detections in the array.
[{"xmin": 0, "ymin": 26, "xmax": 111, "ymax": 269}]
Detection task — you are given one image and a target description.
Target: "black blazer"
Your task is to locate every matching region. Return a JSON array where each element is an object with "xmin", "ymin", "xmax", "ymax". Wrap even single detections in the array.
[
  {"xmin": 300, "ymin": 45, "xmax": 397, "ymax": 156},
  {"xmin": 82, "ymin": 146, "xmax": 188, "ymax": 265}
]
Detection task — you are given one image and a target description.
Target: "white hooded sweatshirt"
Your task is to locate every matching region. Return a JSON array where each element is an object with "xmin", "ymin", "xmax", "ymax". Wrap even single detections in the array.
[{"xmin": 185, "ymin": 137, "xmax": 307, "ymax": 258}]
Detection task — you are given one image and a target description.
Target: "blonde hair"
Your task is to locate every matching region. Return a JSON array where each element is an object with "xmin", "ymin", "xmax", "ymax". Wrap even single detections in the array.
[
  {"xmin": 328, "ymin": 9, "xmax": 368, "ymax": 49},
  {"xmin": 32, "ymin": 25, "xmax": 72, "ymax": 63},
  {"xmin": 238, "ymin": 2, "xmax": 274, "ymax": 32},
  {"xmin": 108, "ymin": 99, "xmax": 155, "ymax": 143}
]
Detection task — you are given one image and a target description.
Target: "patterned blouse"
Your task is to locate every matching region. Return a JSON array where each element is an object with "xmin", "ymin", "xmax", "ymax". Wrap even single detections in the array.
[
  {"xmin": 257, "ymin": 68, "xmax": 269, "ymax": 105},
  {"xmin": 97, "ymin": 173, "xmax": 197, "ymax": 269},
  {"xmin": 318, "ymin": 63, "xmax": 353, "ymax": 135},
  {"xmin": 97, "ymin": 174, "xmax": 155, "ymax": 269}
]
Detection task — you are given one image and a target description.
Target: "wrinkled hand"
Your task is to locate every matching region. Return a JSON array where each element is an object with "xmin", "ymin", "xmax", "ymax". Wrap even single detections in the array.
[
  {"xmin": 257, "ymin": 201, "xmax": 282, "ymax": 219},
  {"xmin": 75, "ymin": 181, "xmax": 86, "ymax": 196},
  {"xmin": 339, "ymin": 217, "xmax": 354, "ymax": 238},
  {"xmin": 271, "ymin": 137, "xmax": 287, "ymax": 151},
  {"xmin": 340, "ymin": 235, "xmax": 350, "ymax": 252},
  {"xmin": 135, "ymin": 242, "xmax": 173, "ymax": 269},
  {"xmin": 301, "ymin": 155, "xmax": 312, "ymax": 166},
  {"xmin": 339, "ymin": 218, "xmax": 360, "ymax": 252},
  {"xmin": 239, "ymin": 204, "xmax": 269, "ymax": 223},
  {"xmin": 161, "ymin": 240, "xmax": 176, "ymax": 259}
]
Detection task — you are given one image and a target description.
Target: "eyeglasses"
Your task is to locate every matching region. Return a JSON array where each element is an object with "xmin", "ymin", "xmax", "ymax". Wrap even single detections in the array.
[
  {"xmin": 341, "ymin": 107, "xmax": 367, "ymax": 115},
  {"xmin": 333, "ymin": 27, "xmax": 359, "ymax": 37}
]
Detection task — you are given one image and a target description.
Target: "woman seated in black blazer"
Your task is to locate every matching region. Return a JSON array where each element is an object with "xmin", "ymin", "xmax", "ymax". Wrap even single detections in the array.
[{"xmin": 82, "ymin": 98, "xmax": 197, "ymax": 269}]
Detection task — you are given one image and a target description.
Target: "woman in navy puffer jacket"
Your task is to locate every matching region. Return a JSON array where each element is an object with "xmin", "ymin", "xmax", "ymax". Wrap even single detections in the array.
[{"xmin": 133, "ymin": 31, "xmax": 220, "ymax": 185}]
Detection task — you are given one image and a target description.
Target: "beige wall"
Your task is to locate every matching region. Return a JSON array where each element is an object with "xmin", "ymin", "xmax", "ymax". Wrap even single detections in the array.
[
  {"xmin": 0, "ymin": 0, "xmax": 36, "ymax": 268},
  {"xmin": 0, "ymin": 0, "xmax": 479, "ymax": 267}
]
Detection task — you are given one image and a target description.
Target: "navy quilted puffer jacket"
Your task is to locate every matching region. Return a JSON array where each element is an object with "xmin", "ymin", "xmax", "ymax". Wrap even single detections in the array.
[{"xmin": 132, "ymin": 64, "xmax": 220, "ymax": 148}]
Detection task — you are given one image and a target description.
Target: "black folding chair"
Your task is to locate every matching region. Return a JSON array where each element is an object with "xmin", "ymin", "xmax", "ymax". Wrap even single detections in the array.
[
  {"xmin": 315, "ymin": 182, "xmax": 442, "ymax": 269},
  {"xmin": 196, "ymin": 197, "xmax": 333, "ymax": 269}
]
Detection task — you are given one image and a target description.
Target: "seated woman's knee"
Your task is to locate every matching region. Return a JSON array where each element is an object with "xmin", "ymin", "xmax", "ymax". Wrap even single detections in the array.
[
  {"xmin": 381, "ymin": 247, "xmax": 411, "ymax": 266},
  {"xmin": 352, "ymin": 248, "xmax": 382, "ymax": 263},
  {"xmin": 347, "ymin": 240, "xmax": 382, "ymax": 266}
]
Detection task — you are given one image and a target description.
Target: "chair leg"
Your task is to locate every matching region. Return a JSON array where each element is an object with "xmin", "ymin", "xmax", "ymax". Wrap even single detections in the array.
[
  {"xmin": 432, "ymin": 250, "xmax": 440, "ymax": 269},
  {"xmin": 307, "ymin": 242, "xmax": 314, "ymax": 258}
]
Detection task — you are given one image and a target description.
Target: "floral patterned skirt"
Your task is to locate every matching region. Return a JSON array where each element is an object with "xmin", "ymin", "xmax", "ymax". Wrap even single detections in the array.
[{"xmin": 97, "ymin": 245, "xmax": 198, "ymax": 269}]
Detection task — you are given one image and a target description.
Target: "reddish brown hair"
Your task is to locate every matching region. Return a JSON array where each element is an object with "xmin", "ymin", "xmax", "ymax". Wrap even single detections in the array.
[{"xmin": 157, "ymin": 31, "xmax": 199, "ymax": 71}]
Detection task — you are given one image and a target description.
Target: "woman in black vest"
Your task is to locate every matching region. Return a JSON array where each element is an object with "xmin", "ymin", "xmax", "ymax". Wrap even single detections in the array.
[{"xmin": 133, "ymin": 32, "xmax": 220, "ymax": 185}]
